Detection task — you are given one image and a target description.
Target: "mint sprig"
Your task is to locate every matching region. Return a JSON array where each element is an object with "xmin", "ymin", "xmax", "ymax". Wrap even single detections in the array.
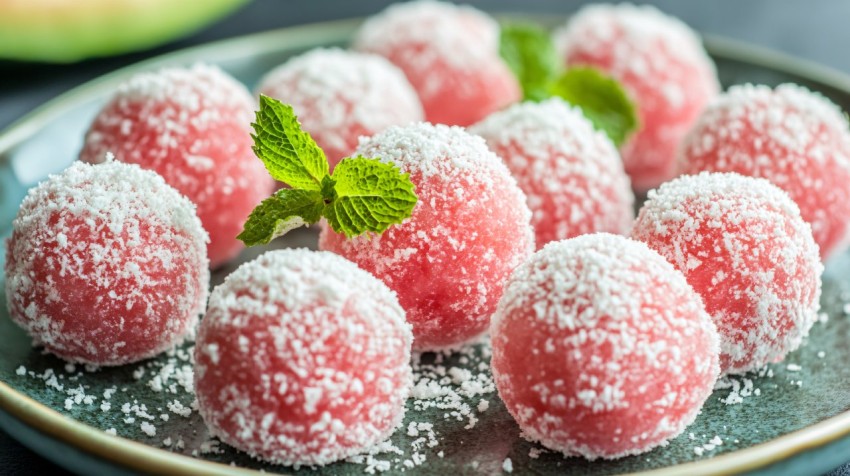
[
  {"xmin": 238, "ymin": 95, "xmax": 417, "ymax": 246},
  {"xmin": 549, "ymin": 67, "xmax": 639, "ymax": 147},
  {"xmin": 499, "ymin": 22, "xmax": 561, "ymax": 102},
  {"xmin": 251, "ymin": 96, "xmax": 329, "ymax": 190},
  {"xmin": 498, "ymin": 24, "xmax": 639, "ymax": 147}
]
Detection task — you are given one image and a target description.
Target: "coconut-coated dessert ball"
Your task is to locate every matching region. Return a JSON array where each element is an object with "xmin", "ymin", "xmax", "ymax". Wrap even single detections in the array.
[
  {"xmin": 471, "ymin": 98, "xmax": 634, "ymax": 248},
  {"xmin": 257, "ymin": 48, "xmax": 424, "ymax": 169},
  {"xmin": 678, "ymin": 83, "xmax": 850, "ymax": 261},
  {"xmin": 491, "ymin": 233, "xmax": 719, "ymax": 460},
  {"xmin": 194, "ymin": 249, "xmax": 412, "ymax": 466},
  {"xmin": 554, "ymin": 3, "xmax": 719, "ymax": 191},
  {"xmin": 631, "ymin": 172, "xmax": 822, "ymax": 375},
  {"xmin": 79, "ymin": 63, "xmax": 274, "ymax": 268},
  {"xmin": 319, "ymin": 123, "xmax": 534, "ymax": 350},
  {"xmin": 4, "ymin": 160, "xmax": 209, "ymax": 366},
  {"xmin": 353, "ymin": 0, "xmax": 521, "ymax": 126}
]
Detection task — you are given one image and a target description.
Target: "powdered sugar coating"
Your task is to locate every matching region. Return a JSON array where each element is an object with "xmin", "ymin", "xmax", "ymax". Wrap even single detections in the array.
[
  {"xmin": 554, "ymin": 3, "xmax": 719, "ymax": 191},
  {"xmin": 4, "ymin": 160, "xmax": 209, "ymax": 366},
  {"xmin": 353, "ymin": 0, "xmax": 520, "ymax": 126},
  {"xmin": 257, "ymin": 48, "xmax": 424, "ymax": 168},
  {"xmin": 319, "ymin": 123, "xmax": 534, "ymax": 350},
  {"xmin": 631, "ymin": 172, "xmax": 822, "ymax": 375},
  {"xmin": 678, "ymin": 83, "xmax": 850, "ymax": 260},
  {"xmin": 470, "ymin": 98, "xmax": 634, "ymax": 247},
  {"xmin": 194, "ymin": 249, "xmax": 412, "ymax": 466},
  {"xmin": 79, "ymin": 63, "xmax": 274, "ymax": 268},
  {"xmin": 491, "ymin": 233, "xmax": 719, "ymax": 460}
]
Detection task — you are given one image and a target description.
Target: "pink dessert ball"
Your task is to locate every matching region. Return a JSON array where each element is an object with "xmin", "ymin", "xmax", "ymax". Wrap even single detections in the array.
[
  {"xmin": 79, "ymin": 63, "xmax": 274, "ymax": 268},
  {"xmin": 194, "ymin": 249, "xmax": 412, "ymax": 466},
  {"xmin": 554, "ymin": 4, "xmax": 719, "ymax": 191},
  {"xmin": 631, "ymin": 172, "xmax": 822, "ymax": 375},
  {"xmin": 679, "ymin": 83, "xmax": 850, "ymax": 261},
  {"xmin": 491, "ymin": 233, "xmax": 719, "ymax": 460},
  {"xmin": 353, "ymin": 0, "xmax": 521, "ymax": 126},
  {"xmin": 319, "ymin": 123, "xmax": 534, "ymax": 350},
  {"xmin": 4, "ymin": 161, "xmax": 209, "ymax": 366},
  {"xmin": 471, "ymin": 98, "xmax": 634, "ymax": 248},
  {"xmin": 257, "ymin": 48, "xmax": 424, "ymax": 169}
]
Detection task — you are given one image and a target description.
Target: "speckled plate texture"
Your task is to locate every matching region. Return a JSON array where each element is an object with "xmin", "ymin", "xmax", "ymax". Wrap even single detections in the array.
[{"xmin": 2, "ymin": 17, "xmax": 850, "ymax": 476}]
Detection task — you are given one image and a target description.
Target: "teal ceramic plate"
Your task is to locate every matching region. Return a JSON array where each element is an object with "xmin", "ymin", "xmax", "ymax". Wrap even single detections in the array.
[{"xmin": 2, "ymin": 17, "xmax": 850, "ymax": 476}]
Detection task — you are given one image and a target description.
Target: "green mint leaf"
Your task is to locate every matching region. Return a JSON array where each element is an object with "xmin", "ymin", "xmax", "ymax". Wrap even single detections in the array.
[
  {"xmin": 549, "ymin": 67, "xmax": 639, "ymax": 147},
  {"xmin": 237, "ymin": 188, "xmax": 324, "ymax": 246},
  {"xmin": 324, "ymin": 157, "xmax": 417, "ymax": 237},
  {"xmin": 251, "ymin": 95, "xmax": 329, "ymax": 190},
  {"xmin": 241, "ymin": 99, "xmax": 418, "ymax": 245},
  {"xmin": 499, "ymin": 22, "xmax": 562, "ymax": 101}
]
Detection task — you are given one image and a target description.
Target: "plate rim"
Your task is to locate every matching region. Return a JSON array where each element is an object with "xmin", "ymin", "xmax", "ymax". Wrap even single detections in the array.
[{"xmin": 2, "ymin": 16, "xmax": 850, "ymax": 476}]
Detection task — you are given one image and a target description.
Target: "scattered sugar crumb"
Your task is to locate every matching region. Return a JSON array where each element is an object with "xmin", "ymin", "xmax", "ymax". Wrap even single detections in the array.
[
  {"xmin": 693, "ymin": 435, "xmax": 723, "ymax": 457},
  {"xmin": 346, "ymin": 440, "xmax": 403, "ymax": 474},
  {"xmin": 718, "ymin": 376, "xmax": 758, "ymax": 405},
  {"xmin": 410, "ymin": 343, "xmax": 495, "ymax": 431},
  {"xmin": 167, "ymin": 399, "xmax": 193, "ymax": 418},
  {"xmin": 132, "ymin": 367, "xmax": 145, "ymax": 380},
  {"xmin": 140, "ymin": 422, "xmax": 156, "ymax": 437},
  {"xmin": 529, "ymin": 447, "xmax": 546, "ymax": 459},
  {"xmin": 502, "ymin": 457, "xmax": 513, "ymax": 473},
  {"xmin": 200, "ymin": 439, "xmax": 223, "ymax": 455},
  {"xmin": 758, "ymin": 366, "xmax": 775, "ymax": 378}
]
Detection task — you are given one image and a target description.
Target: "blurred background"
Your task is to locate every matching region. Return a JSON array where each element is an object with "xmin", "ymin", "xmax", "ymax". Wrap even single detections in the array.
[
  {"xmin": 5, "ymin": 0, "xmax": 850, "ymax": 132},
  {"xmin": 2, "ymin": 0, "xmax": 850, "ymax": 474}
]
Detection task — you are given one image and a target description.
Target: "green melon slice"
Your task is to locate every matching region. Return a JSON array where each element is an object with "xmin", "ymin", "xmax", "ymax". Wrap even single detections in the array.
[{"xmin": 0, "ymin": 0, "xmax": 248, "ymax": 63}]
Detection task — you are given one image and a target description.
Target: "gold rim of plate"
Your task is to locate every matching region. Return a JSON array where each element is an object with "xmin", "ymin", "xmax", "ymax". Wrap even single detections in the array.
[{"xmin": 2, "ymin": 16, "xmax": 850, "ymax": 476}]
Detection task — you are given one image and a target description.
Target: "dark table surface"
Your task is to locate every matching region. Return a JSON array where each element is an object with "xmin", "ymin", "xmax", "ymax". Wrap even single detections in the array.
[{"xmin": 3, "ymin": 1, "xmax": 850, "ymax": 474}]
